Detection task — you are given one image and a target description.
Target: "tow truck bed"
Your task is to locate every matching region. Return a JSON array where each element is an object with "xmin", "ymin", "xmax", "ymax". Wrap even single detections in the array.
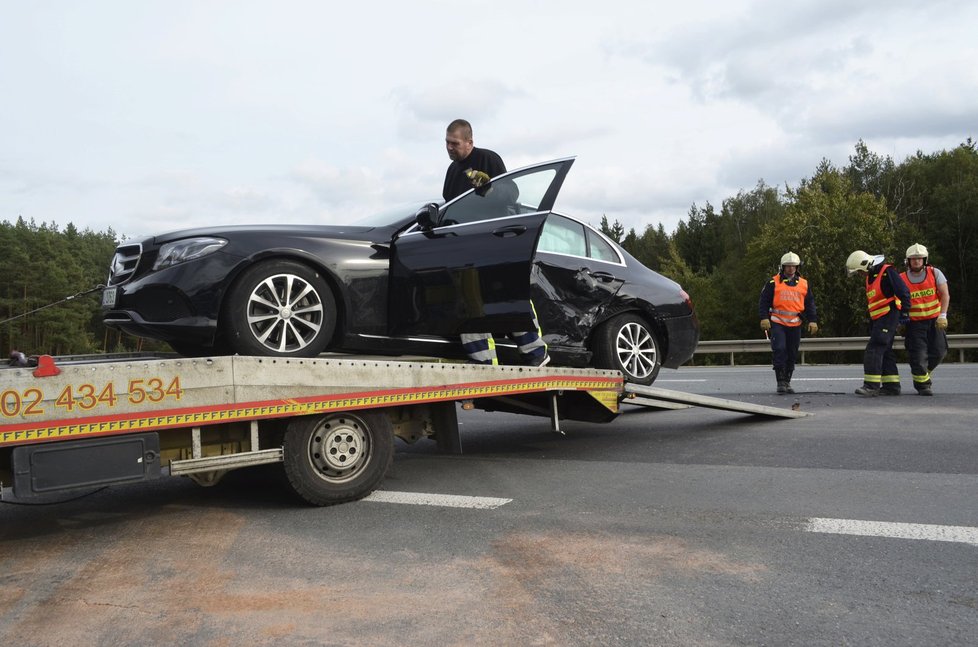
[{"xmin": 1, "ymin": 354, "xmax": 622, "ymax": 505}]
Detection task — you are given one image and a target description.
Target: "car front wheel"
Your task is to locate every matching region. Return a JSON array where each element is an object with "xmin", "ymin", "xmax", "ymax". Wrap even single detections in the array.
[
  {"xmin": 592, "ymin": 313, "xmax": 661, "ymax": 385},
  {"xmin": 223, "ymin": 259, "xmax": 336, "ymax": 357}
]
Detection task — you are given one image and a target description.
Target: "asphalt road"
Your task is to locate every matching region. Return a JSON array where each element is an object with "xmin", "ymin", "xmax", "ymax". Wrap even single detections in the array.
[{"xmin": 2, "ymin": 364, "xmax": 976, "ymax": 646}]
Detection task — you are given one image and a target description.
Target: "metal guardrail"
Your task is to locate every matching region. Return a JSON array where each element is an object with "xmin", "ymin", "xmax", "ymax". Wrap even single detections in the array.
[{"xmin": 694, "ymin": 334, "xmax": 978, "ymax": 365}]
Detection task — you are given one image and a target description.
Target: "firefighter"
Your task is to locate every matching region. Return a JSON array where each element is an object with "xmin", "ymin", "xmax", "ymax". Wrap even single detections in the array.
[
  {"xmin": 845, "ymin": 250, "xmax": 912, "ymax": 396},
  {"xmin": 758, "ymin": 252, "xmax": 818, "ymax": 394},
  {"xmin": 900, "ymin": 243, "xmax": 950, "ymax": 395}
]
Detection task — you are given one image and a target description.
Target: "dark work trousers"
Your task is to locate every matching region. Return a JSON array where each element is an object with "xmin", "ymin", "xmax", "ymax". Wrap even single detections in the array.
[
  {"xmin": 863, "ymin": 308, "xmax": 900, "ymax": 388},
  {"xmin": 769, "ymin": 323, "xmax": 801, "ymax": 373},
  {"xmin": 904, "ymin": 319, "xmax": 949, "ymax": 389}
]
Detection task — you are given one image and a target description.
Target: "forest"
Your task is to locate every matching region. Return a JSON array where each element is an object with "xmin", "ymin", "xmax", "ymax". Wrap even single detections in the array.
[{"xmin": 2, "ymin": 139, "xmax": 976, "ymax": 359}]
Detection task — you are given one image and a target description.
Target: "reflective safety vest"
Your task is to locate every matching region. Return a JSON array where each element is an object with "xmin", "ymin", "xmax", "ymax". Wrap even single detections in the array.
[
  {"xmin": 769, "ymin": 274, "xmax": 808, "ymax": 327},
  {"xmin": 865, "ymin": 264, "xmax": 901, "ymax": 319},
  {"xmin": 900, "ymin": 266, "xmax": 941, "ymax": 321}
]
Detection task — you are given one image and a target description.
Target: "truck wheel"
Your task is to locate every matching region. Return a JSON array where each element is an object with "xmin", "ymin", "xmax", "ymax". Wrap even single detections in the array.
[
  {"xmin": 592, "ymin": 312, "xmax": 661, "ymax": 385},
  {"xmin": 282, "ymin": 411, "xmax": 394, "ymax": 506},
  {"xmin": 223, "ymin": 259, "xmax": 336, "ymax": 357}
]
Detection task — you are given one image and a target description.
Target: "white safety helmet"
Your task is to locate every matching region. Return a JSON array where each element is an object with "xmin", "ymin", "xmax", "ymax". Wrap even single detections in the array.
[
  {"xmin": 846, "ymin": 250, "xmax": 874, "ymax": 275},
  {"xmin": 905, "ymin": 243, "xmax": 929, "ymax": 265},
  {"xmin": 780, "ymin": 251, "xmax": 801, "ymax": 267}
]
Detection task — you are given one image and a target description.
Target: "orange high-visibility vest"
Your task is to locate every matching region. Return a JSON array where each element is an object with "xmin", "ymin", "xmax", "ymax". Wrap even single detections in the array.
[
  {"xmin": 900, "ymin": 266, "xmax": 941, "ymax": 321},
  {"xmin": 866, "ymin": 264, "xmax": 901, "ymax": 319},
  {"xmin": 769, "ymin": 274, "xmax": 808, "ymax": 327}
]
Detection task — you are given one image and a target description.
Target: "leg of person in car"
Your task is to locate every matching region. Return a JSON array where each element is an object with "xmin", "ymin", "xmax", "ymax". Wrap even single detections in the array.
[
  {"xmin": 461, "ymin": 333, "xmax": 498, "ymax": 365},
  {"xmin": 511, "ymin": 301, "xmax": 549, "ymax": 366}
]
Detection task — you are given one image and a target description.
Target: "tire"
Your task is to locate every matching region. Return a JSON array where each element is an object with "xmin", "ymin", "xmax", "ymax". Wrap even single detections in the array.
[
  {"xmin": 592, "ymin": 312, "xmax": 661, "ymax": 385},
  {"xmin": 223, "ymin": 260, "xmax": 336, "ymax": 357},
  {"xmin": 282, "ymin": 411, "xmax": 394, "ymax": 506}
]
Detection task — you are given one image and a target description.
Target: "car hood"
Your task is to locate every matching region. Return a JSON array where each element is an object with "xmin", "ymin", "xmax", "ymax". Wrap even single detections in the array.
[{"xmin": 150, "ymin": 223, "xmax": 386, "ymax": 245}]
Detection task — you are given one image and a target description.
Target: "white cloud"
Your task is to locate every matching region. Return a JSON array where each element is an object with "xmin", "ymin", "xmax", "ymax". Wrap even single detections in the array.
[{"xmin": 1, "ymin": 0, "xmax": 975, "ymax": 242}]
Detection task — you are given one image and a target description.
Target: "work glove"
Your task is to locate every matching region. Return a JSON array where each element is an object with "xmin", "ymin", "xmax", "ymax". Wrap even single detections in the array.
[
  {"xmin": 807, "ymin": 322, "xmax": 818, "ymax": 335},
  {"xmin": 759, "ymin": 318, "xmax": 771, "ymax": 332},
  {"xmin": 936, "ymin": 315, "xmax": 948, "ymax": 331},
  {"xmin": 896, "ymin": 324, "xmax": 905, "ymax": 336},
  {"xmin": 465, "ymin": 169, "xmax": 491, "ymax": 188}
]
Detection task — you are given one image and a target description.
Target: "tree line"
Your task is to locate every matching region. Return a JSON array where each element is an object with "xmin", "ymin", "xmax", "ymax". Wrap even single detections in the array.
[
  {"xmin": 0, "ymin": 219, "xmax": 155, "ymax": 357},
  {"xmin": 2, "ymin": 138, "xmax": 975, "ymax": 359},
  {"xmin": 603, "ymin": 139, "xmax": 978, "ymax": 347}
]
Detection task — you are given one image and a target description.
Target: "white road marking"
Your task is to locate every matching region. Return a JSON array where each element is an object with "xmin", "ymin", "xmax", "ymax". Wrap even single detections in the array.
[
  {"xmin": 805, "ymin": 517, "xmax": 978, "ymax": 546},
  {"xmin": 364, "ymin": 491, "xmax": 512, "ymax": 509},
  {"xmin": 658, "ymin": 379, "xmax": 708, "ymax": 382}
]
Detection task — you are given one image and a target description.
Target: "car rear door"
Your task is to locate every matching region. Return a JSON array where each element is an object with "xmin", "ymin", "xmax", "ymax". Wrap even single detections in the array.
[
  {"xmin": 389, "ymin": 158, "xmax": 574, "ymax": 336},
  {"xmin": 531, "ymin": 214, "xmax": 626, "ymax": 345}
]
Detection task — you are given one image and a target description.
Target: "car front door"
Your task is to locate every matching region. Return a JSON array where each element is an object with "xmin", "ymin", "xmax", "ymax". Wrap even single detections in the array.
[{"xmin": 389, "ymin": 158, "xmax": 575, "ymax": 337}]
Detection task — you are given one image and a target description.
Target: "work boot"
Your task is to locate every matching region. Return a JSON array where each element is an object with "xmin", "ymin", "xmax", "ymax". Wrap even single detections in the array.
[
  {"xmin": 784, "ymin": 369, "xmax": 796, "ymax": 394},
  {"xmin": 916, "ymin": 385, "xmax": 934, "ymax": 396},
  {"xmin": 854, "ymin": 385, "xmax": 880, "ymax": 397},
  {"xmin": 880, "ymin": 386, "xmax": 901, "ymax": 396},
  {"xmin": 775, "ymin": 369, "xmax": 787, "ymax": 394}
]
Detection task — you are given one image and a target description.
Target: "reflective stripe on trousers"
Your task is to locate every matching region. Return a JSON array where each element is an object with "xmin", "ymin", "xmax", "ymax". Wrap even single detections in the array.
[
  {"xmin": 461, "ymin": 303, "xmax": 547, "ymax": 365},
  {"xmin": 862, "ymin": 308, "xmax": 900, "ymax": 387}
]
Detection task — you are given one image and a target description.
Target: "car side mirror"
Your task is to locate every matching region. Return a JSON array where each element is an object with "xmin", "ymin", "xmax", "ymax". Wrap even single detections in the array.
[{"xmin": 415, "ymin": 202, "xmax": 440, "ymax": 230}]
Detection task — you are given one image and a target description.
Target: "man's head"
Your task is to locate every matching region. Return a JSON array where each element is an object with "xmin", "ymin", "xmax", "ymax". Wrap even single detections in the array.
[
  {"xmin": 780, "ymin": 251, "xmax": 801, "ymax": 277},
  {"xmin": 445, "ymin": 119, "xmax": 474, "ymax": 162},
  {"xmin": 905, "ymin": 243, "xmax": 929, "ymax": 272},
  {"xmin": 846, "ymin": 250, "xmax": 884, "ymax": 275}
]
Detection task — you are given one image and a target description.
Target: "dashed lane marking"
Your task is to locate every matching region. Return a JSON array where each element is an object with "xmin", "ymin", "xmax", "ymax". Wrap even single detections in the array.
[
  {"xmin": 363, "ymin": 491, "xmax": 512, "ymax": 509},
  {"xmin": 805, "ymin": 517, "xmax": 978, "ymax": 546}
]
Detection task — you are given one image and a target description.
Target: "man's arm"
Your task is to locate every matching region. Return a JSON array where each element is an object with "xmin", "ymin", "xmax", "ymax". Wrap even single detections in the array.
[
  {"xmin": 483, "ymin": 149, "xmax": 507, "ymax": 177},
  {"xmin": 758, "ymin": 280, "xmax": 775, "ymax": 319},
  {"xmin": 804, "ymin": 287, "xmax": 818, "ymax": 323},
  {"xmin": 935, "ymin": 269, "xmax": 951, "ymax": 314},
  {"xmin": 886, "ymin": 267, "xmax": 912, "ymax": 314}
]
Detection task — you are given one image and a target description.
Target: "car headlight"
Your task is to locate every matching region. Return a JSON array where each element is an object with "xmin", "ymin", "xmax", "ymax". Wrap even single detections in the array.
[{"xmin": 153, "ymin": 237, "xmax": 228, "ymax": 270}]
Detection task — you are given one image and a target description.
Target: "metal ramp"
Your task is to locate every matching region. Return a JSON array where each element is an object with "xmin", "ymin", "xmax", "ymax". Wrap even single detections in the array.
[{"xmin": 623, "ymin": 384, "xmax": 811, "ymax": 419}]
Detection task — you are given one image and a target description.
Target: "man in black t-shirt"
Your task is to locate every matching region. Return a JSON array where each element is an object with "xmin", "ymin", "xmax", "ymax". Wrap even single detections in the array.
[
  {"xmin": 440, "ymin": 119, "xmax": 548, "ymax": 367},
  {"xmin": 443, "ymin": 119, "xmax": 507, "ymax": 201}
]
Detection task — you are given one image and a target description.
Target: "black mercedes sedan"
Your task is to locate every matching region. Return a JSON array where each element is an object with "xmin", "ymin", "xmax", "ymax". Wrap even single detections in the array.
[{"xmin": 102, "ymin": 157, "xmax": 698, "ymax": 384}]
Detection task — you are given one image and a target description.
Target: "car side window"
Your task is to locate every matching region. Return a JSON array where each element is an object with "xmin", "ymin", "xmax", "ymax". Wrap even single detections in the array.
[
  {"xmin": 538, "ymin": 215, "xmax": 587, "ymax": 256},
  {"xmin": 440, "ymin": 167, "xmax": 558, "ymax": 226},
  {"xmin": 587, "ymin": 228, "xmax": 619, "ymax": 262}
]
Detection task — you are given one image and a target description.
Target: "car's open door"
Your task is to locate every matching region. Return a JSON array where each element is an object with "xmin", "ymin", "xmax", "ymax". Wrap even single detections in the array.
[{"xmin": 389, "ymin": 158, "xmax": 574, "ymax": 336}]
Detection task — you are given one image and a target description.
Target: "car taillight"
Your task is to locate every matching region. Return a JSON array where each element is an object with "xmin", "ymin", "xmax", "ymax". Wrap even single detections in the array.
[{"xmin": 680, "ymin": 289, "xmax": 694, "ymax": 310}]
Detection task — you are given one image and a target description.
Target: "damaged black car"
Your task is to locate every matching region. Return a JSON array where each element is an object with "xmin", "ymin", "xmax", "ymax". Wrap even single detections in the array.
[{"xmin": 102, "ymin": 157, "xmax": 698, "ymax": 384}]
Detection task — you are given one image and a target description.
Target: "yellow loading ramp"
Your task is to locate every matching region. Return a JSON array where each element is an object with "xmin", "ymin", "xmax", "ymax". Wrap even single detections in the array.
[{"xmin": 622, "ymin": 384, "xmax": 812, "ymax": 419}]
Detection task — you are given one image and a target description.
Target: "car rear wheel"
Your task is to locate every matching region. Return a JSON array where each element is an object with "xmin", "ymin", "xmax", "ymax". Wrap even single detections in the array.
[
  {"xmin": 592, "ymin": 312, "xmax": 661, "ymax": 385},
  {"xmin": 223, "ymin": 260, "xmax": 336, "ymax": 357}
]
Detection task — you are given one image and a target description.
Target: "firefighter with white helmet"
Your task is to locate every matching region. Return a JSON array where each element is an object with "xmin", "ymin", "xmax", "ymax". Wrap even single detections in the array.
[
  {"xmin": 846, "ymin": 249, "xmax": 911, "ymax": 396},
  {"xmin": 758, "ymin": 251, "xmax": 819, "ymax": 394},
  {"xmin": 900, "ymin": 243, "xmax": 950, "ymax": 395}
]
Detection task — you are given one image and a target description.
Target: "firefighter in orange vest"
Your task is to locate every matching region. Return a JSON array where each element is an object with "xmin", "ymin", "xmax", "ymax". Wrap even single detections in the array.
[
  {"xmin": 900, "ymin": 243, "xmax": 950, "ymax": 395},
  {"xmin": 759, "ymin": 252, "xmax": 818, "ymax": 394},
  {"xmin": 846, "ymin": 250, "xmax": 912, "ymax": 396}
]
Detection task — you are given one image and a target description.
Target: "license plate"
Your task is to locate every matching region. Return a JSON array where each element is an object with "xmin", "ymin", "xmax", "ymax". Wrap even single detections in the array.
[{"xmin": 101, "ymin": 287, "xmax": 117, "ymax": 307}]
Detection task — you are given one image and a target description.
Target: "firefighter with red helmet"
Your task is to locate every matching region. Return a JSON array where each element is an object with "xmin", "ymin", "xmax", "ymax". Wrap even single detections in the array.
[
  {"xmin": 846, "ymin": 250, "xmax": 912, "ymax": 396},
  {"xmin": 758, "ymin": 252, "xmax": 819, "ymax": 394},
  {"xmin": 900, "ymin": 243, "xmax": 950, "ymax": 395}
]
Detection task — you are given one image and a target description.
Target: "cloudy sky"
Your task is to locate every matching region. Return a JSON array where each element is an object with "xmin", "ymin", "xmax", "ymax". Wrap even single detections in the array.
[{"xmin": 2, "ymin": 0, "xmax": 975, "ymax": 241}]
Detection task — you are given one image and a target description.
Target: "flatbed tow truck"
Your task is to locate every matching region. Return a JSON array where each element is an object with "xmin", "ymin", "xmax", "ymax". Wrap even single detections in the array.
[{"xmin": 0, "ymin": 353, "xmax": 806, "ymax": 506}]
